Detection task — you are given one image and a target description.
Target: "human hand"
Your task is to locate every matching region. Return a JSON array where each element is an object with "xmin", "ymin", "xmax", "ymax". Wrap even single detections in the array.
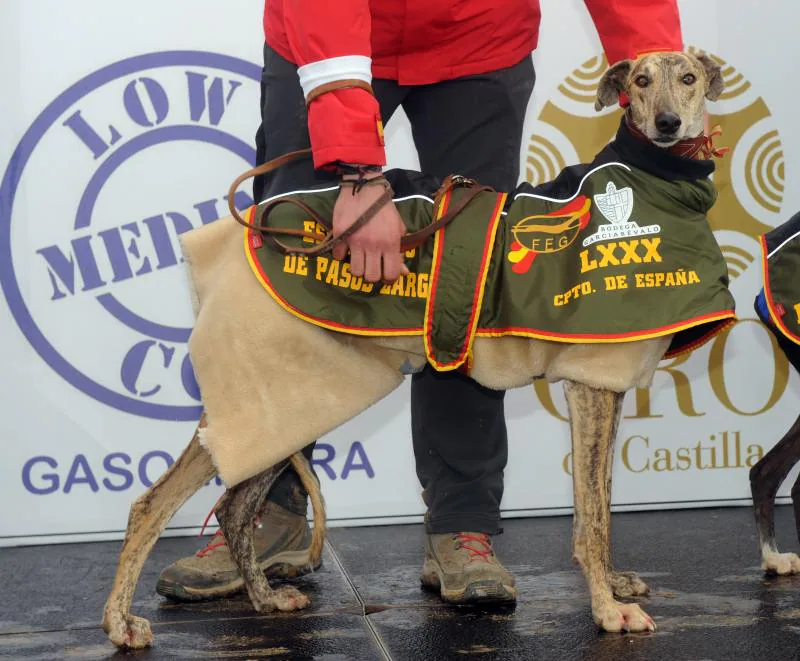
[{"xmin": 332, "ymin": 173, "xmax": 409, "ymax": 283}]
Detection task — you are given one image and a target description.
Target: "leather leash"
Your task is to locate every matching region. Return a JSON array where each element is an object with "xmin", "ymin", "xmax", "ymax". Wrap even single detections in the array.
[
  {"xmin": 226, "ymin": 150, "xmax": 493, "ymax": 258},
  {"xmin": 226, "ymin": 78, "xmax": 493, "ymax": 257}
]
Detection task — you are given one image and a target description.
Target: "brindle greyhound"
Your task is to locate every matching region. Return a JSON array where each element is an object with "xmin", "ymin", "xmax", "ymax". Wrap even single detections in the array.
[{"xmin": 102, "ymin": 50, "xmax": 725, "ymax": 648}]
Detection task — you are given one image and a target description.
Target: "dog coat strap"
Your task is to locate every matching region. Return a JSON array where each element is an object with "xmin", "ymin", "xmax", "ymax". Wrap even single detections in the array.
[
  {"xmin": 401, "ymin": 177, "xmax": 494, "ymax": 252},
  {"xmin": 423, "ymin": 190, "xmax": 506, "ymax": 371}
]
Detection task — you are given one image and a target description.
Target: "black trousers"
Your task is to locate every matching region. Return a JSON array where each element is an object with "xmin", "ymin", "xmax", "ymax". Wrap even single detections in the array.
[{"xmin": 257, "ymin": 44, "xmax": 535, "ymax": 534}]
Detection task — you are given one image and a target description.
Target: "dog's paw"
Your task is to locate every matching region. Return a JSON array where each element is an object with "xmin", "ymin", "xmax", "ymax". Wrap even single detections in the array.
[
  {"xmin": 593, "ymin": 601, "xmax": 656, "ymax": 633},
  {"xmin": 103, "ymin": 611, "xmax": 154, "ymax": 649},
  {"xmin": 609, "ymin": 570, "xmax": 650, "ymax": 598},
  {"xmin": 763, "ymin": 551, "xmax": 800, "ymax": 576},
  {"xmin": 251, "ymin": 585, "xmax": 311, "ymax": 613},
  {"xmin": 272, "ymin": 585, "xmax": 311, "ymax": 611}
]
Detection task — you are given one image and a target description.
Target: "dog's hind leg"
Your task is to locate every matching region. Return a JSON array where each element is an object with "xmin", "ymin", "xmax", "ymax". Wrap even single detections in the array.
[
  {"xmin": 103, "ymin": 416, "xmax": 216, "ymax": 649},
  {"xmin": 564, "ymin": 381, "xmax": 655, "ymax": 633},
  {"xmin": 216, "ymin": 459, "xmax": 311, "ymax": 613},
  {"xmin": 750, "ymin": 410, "xmax": 800, "ymax": 575}
]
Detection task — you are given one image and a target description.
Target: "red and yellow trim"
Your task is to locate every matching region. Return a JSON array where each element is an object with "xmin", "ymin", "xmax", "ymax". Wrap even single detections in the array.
[
  {"xmin": 244, "ymin": 205, "xmax": 423, "ymax": 337},
  {"xmin": 760, "ymin": 235, "xmax": 800, "ymax": 346},
  {"xmin": 474, "ymin": 309, "xmax": 737, "ymax": 353},
  {"xmin": 421, "ymin": 191, "xmax": 450, "ymax": 365},
  {"xmin": 424, "ymin": 192, "xmax": 507, "ymax": 371},
  {"xmin": 662, "ymin": 318, "xmax": 737, "ymax": 359},
  {"xmin": 243, "ymin": 203, "xmax": 737, "ymax": 361}
]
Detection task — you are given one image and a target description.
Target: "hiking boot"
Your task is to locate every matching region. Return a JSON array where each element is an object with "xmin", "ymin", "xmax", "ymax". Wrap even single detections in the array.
[
  {"xmin": 156, "ymin": 500, "xmax": 320, "ymax": 602},
  {"xmin": 421, "ymin": 532, "xmax": 517, "ymax": 604}
]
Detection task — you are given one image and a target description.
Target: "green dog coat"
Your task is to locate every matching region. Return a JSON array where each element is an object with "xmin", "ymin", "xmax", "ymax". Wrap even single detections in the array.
[
  {"xmin": 245, "ymin": 119, "xmax": 737, "ymax": 371},
  {"xmin": 761, "ymin": 212, "xmax": 800, "ymax": 346}
]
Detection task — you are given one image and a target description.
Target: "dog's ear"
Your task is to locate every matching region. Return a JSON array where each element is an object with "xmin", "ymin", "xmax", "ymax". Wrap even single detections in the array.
[
  {"xmin": 694, "ymin": 51, "xmax": 724, "ymax": 101},
  {"xmin": 595, "ymin": 60, "xmax": 633, "ymax": 111}
]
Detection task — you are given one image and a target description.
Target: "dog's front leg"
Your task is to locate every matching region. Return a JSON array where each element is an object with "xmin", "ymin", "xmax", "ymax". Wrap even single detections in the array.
[
  {"xmin": 216, "ymin": 461, "xmax": 311, "ymax": 613},
  {"xmin": 564, "ymin": 381, "xmax": 655, "ymax": 633},
  {"xmin": 103, "ymin": 418, "xmax": 216, "ymax": 648},
  {"xmin": 749, "ymin": 410, "xmax": 800, "ymax": 575}
]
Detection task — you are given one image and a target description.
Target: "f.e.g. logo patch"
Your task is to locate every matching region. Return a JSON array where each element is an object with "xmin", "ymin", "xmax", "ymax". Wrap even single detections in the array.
[{"xmin": 0, "ymin": 52, "xmax": 261, "ymax": 420}]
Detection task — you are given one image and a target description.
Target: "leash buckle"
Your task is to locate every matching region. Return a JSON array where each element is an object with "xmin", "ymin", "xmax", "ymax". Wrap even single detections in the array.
[{"xmin": 450, "ymin": 175, "xmax": 477, "ymax": 188}]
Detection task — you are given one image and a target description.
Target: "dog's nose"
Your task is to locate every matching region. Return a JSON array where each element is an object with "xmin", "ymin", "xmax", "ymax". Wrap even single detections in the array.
[{"xmin": 655, "ymin": 112, "xmax": 682, "ymax": 134}]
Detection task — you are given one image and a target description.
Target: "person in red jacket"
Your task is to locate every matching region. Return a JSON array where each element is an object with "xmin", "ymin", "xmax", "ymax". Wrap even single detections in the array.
[{"xmin": 157, "ymin": 0, "xmax": 683, "ymax": 605}]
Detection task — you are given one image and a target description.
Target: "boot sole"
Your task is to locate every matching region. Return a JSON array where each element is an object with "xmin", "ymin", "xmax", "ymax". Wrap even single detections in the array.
[
  {"xmin": 156, "ymin": 549, "xmax": 320, "ymax": 603},
  {"xmin": 420, "ymin": 559, "xmax": 517, "ymax": 604}
]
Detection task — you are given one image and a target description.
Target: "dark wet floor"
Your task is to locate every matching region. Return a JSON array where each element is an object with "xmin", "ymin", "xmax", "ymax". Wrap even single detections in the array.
[{"xmin": 2, "ymin": 506, "xmax": 800, "ymax": 660}]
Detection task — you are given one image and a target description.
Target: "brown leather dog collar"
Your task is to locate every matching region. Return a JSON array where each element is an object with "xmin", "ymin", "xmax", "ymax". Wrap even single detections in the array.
[{"xmin": 625, "ymin": 114, "xmax": 731, "ymax": 160}]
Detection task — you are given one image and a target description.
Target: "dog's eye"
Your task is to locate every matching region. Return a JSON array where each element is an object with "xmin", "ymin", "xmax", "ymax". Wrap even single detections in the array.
[
  {"xmin": 682, "ymin": 73, "xmax": 696, "ymax": 85},
  {"xmin": 634, "ymin": 75, "xmax": 649, "ymax": 88}
]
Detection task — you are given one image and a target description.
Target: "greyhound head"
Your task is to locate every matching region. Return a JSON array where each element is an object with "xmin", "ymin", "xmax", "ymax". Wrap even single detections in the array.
[{"xmin": 595, "ymin": 51, "xmax": 724, "ymax": 147}]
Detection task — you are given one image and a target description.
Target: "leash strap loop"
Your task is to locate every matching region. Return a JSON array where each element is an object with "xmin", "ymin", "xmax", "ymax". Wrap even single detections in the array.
[{"xmin": 226, "ymin": 152, "xmax": 493, "ymax": 258}]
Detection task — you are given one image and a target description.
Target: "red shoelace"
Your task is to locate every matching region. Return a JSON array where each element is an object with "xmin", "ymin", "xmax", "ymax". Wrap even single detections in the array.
[
  {"xmin": 454, "ymin": 532, "xmax": 492, "ymax": 561},
  {"xmin": 195, "ymin": 505, "xmax": 225, "ymax": 557},
  {"xmin": 194, "ymin": 503, "xmax": 263, "ymax": 558},
  {"xmin": 196, "ymin": 529, "xmax": 227, "ymax": 557}
]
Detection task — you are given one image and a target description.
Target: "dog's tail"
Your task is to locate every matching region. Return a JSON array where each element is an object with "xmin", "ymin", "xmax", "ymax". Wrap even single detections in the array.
[{"xmin": 289, "ymin": 452, "xmax": 326, "ymax": 567}]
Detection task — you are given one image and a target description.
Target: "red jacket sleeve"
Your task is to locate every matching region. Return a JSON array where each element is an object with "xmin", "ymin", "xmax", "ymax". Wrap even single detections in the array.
[
  {"xmin": 583, "ymin": 0, "xmax": 684, "ymax": 65},
  {"xmin": 282, "ymin": 0, "xmax": 385, "ymax": 169}
]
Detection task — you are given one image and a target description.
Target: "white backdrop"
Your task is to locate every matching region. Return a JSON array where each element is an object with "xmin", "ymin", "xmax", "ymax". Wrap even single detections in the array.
[{"xmin": 1, "ymin": 0, "xmax": 798, "ymax": 548}]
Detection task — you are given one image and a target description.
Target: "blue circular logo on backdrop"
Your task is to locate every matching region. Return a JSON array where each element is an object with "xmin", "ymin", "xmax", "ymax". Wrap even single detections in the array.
[{"xmin": 0, "ymin": 51, "xmax": 262, "ymax": 420}]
